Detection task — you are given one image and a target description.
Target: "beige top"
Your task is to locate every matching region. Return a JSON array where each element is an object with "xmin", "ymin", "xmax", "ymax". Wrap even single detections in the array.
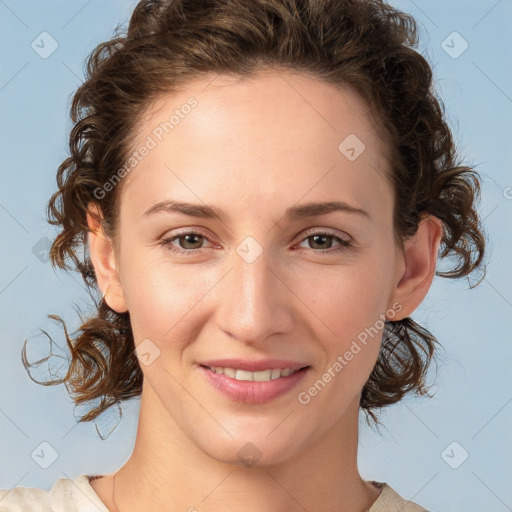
[{"xmin": 0, "ymin": 474, "xmax": 428, "ymax": 511}]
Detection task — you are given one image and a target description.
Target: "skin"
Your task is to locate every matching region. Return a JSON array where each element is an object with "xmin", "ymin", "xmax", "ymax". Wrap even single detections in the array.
[{"xmin": 87, "ymin": 69, "xmax": 442, "ymax": 512}]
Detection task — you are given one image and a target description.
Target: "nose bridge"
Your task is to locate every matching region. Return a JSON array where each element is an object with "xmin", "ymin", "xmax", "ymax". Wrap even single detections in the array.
[{"xmin": 216, "ymin": 243, "xmax": 293, "ymax": 342}]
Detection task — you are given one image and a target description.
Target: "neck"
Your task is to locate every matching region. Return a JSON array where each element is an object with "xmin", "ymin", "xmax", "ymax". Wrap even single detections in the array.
[{"xmin": 108, "ymin": 382, "xmax": 379, "ymax": 512}]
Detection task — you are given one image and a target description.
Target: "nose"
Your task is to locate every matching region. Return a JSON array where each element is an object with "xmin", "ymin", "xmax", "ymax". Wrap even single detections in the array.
[{"xmin": 214, "ymin": 245, "xmax": 294, "ymax": 345}]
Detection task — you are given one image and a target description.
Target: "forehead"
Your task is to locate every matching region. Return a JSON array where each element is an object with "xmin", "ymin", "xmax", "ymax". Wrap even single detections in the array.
[
  {"xmin": 132, "ymin": 69, "xmax": 383, "ymax": 153},
  {"xmin": 121, "ymin": 69, "xmax": 392, "ymax": 223}
]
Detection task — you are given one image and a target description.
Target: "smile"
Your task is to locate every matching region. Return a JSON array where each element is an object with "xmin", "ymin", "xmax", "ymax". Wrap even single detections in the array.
[
  {"xmin": 205, "ymin": 366, "xmax": 300, "ymax": 381},
  {"xmin": 199, "ymin": 365, "xmax": 311, "ymax": 404}
]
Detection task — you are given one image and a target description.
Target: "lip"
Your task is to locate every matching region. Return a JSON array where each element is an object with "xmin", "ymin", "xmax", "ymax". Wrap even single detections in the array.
[
  {"xmin": 199, "ymin": 365, "xmax": 311, "ymax": 404},
  {"xmin": 199, "ymin": 358, "xmax": 309, "ymax": 372}
]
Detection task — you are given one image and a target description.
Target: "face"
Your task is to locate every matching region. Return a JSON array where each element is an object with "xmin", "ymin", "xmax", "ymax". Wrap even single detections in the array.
[{"xmin": 97, "ymin": 70, "xmax": 409, "ymax": 465}]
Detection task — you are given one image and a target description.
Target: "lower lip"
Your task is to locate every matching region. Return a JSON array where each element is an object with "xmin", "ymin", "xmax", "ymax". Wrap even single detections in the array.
[{"xmin": 199, "ymin": 365, "xmax": 310, "ymax": 404}]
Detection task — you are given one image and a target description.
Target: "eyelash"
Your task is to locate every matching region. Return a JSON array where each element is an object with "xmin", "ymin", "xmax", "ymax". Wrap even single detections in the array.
[{"xmin": 159, "ymin": 229, "xmax": 352, "ymax": 256}]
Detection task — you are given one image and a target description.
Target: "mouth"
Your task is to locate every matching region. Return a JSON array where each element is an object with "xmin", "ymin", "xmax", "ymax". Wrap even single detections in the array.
[{"xmin": 198, "ymin": 364, "xmax": 311, "ymax": 404}]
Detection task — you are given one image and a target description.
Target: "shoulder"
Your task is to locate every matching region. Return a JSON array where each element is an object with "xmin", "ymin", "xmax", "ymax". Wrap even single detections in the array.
[
  {"xmin": 0, "ymin": 475, "xmax": 108, "ymax": 512},
  {"xmin": 369, "ymin": 481, "xmax": 430, "ymax": 512},
  {"xmin": 0, "ymin": 483, "xmax": 49, "ymax": 512}
]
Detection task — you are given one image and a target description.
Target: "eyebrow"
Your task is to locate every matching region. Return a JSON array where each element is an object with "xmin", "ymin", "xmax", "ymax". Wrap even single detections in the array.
[{"xmin": 143, "ymin": 200, "xmax": 370, "ymax": 221}]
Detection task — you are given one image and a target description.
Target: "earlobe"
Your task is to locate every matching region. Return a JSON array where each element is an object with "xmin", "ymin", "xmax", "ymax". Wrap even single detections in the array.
[
  {"xmin": 390, "ymin": 213, "xmax": 443, "ymax": 320},
  {"xmin": 86, "ymin": 202, "xmax": 128, "ymax": 313}
]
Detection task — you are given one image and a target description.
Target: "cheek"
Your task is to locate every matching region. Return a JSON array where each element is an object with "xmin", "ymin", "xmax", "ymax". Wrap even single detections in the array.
[
  {"xmin": 298, "ymin": 261, "xmax": 391, "ymax": 339},
  {"xmin": 292, "ymin": 258, "xmax": 393, "ymax": 386},
  {"xmin": 291, "ymin": 266, "xmax": 390, "ymax": 416},
  {"xmin": 119, "ymin": 249, "xmax": 215, "ymax": 342}
]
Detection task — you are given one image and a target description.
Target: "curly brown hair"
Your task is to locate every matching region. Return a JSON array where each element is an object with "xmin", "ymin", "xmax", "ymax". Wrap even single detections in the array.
[{"xmin": 23, "ymin": 0, "xmax": 486, "ymax": 427}]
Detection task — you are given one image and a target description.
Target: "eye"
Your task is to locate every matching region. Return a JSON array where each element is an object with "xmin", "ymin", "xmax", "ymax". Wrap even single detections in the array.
[
  {"xmin": 159, "ymin": 230, "xmax": 215, "ymax": 255},
  {"xmin": 296, "ymin": 231, "xmax": 352, "ymax": 254}
]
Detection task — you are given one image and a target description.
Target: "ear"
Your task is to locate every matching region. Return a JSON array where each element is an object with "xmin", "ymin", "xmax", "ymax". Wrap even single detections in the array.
[
  {"xmin": 86, "ymin": 202, "xmax": 128, "ymax": 313},
  {"xmin": 388, "ymin": 213, "xmax": 443, "ymax": 320}
]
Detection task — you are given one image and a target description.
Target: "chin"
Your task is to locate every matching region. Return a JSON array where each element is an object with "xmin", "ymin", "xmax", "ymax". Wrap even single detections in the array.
[{"xmin": 199, "ymin": 431, "xmax": 306, "ymax": 468}]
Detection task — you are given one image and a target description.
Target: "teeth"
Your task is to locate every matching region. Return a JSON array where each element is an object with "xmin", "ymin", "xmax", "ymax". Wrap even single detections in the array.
[{"xmin": 208, "ymin": 366, "xmax": 298, "ymax": 381}]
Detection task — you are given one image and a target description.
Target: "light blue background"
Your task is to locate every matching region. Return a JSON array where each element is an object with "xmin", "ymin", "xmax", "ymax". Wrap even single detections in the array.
[{"xmin": 1, "ymin": 1, "xmax": 511, "ymax": 511}]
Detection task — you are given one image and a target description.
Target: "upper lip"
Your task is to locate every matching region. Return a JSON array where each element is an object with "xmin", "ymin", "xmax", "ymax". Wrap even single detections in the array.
[{"xmin": 199, "ymin": 358, "xmax": 310, "ymax": 372}]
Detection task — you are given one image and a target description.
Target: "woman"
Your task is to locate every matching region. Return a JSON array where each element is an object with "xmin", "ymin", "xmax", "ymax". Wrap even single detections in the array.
[{"xmin": 0, "ymin": 0, "xmax": 485, "ymax": 510}]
